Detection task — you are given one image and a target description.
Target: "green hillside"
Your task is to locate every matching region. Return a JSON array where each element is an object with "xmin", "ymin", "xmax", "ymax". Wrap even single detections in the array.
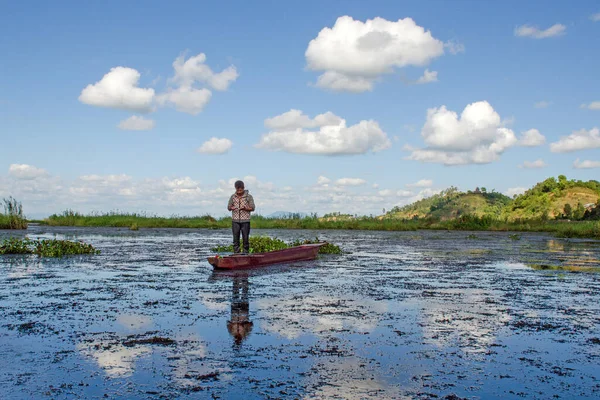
[
  {"xmin": 386, "ymin": 187, "xmax": 512, "ymax": 220},
  {"xmin": 386, "ymin": 176, "xmax": 600, "ymax": 222},
  {"xmin": 504, "ymin": 176, "xmax": 600, "ymax": 221}
]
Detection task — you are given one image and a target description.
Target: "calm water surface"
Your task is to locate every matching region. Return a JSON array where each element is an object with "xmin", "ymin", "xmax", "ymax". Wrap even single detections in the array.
[{"xmin": 1, "ymin": 226, "xmax": 599, "ymax": 399}]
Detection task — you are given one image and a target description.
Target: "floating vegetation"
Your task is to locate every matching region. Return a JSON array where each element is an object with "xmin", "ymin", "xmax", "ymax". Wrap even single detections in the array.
[
  {"xmin": 527, "ymin": 264, "xmax": 600, "ymax": 273},
  {"xmin": 466, "ymin": 234, "xmax": 479, "ymax": 240},
  {"xmin": 0, "ymin": 197, "xmax": 28, "ymax": 230},
  {"xmin": 0, "ymin": 237, "xmax": 100, "ymax": 257},
  {"xmin": 129, "ymin": 223, "xmax": 139, "ymax": 231},
  {"xmin": 509, "ymin": 233, "xmax": 522, "ymax": 240},
  {"xmin": 211, "ymin": 236, "xmax": 342, "ymax": 254}
]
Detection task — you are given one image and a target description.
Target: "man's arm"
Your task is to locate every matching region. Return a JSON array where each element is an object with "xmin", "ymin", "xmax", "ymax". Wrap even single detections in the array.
[
  {"xmin": 227, "ymin": 195, "xmax": 235, "ymax": 211},
  {"xmin": 246, "ymin": 194, "xmax": 255, "ymax": 212}
]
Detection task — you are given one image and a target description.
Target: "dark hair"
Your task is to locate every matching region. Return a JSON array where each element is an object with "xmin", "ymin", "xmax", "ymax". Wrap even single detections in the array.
[{"xmin": 234, "ymin": 180, "xmax": 244, "ymax": 189}]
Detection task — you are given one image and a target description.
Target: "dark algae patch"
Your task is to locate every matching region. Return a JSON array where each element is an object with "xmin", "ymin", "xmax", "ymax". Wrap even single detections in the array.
[{"xmin": 1, "ymin": 226, "xmax": 599, "ymax": 398}]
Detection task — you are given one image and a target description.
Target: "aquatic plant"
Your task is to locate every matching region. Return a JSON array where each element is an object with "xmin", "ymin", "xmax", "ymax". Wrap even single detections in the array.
[
  {"xmin": 211, "ymin": 236, "xmax": 342, "ymax": 254},
  {"xmin": 508, "ymin": 234, "xmax": 522, "ymax": 240},
  {"xmin": 0, "ymin": 197, "xmax": 28, "ymax": 230},
  {"xmin": 0, "ymin": 237, "xmax": 100, "ymax": 257}
]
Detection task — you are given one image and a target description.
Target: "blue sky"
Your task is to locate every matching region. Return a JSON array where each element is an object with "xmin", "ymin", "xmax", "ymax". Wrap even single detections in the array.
[{"xmin": 1, "ymin": 0, "xmax": 599, "ymax": 218}]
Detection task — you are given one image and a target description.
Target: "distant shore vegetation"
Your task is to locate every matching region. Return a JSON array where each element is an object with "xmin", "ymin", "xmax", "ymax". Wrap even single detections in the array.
[
  {"xmin": 0, "ymin": 197, "xmax": 28, "ymax": 230},
  {"xmin": 41, "ymin": 210, "xmax": 600, "ymax": 239},
  {"xmin": 4, "ymin": 176, "xmax": 600, "ymax": 239}
]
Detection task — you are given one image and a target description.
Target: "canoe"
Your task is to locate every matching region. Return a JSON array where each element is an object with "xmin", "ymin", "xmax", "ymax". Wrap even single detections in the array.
[{"xmin": 207, "ymin": 243, "xmax": 326, "ymax": 270}]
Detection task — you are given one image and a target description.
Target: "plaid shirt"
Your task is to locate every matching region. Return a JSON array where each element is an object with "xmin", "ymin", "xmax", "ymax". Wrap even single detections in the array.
[{"xmin": 228, "ymin": 190, "xmax": 255, "ymax": 222}]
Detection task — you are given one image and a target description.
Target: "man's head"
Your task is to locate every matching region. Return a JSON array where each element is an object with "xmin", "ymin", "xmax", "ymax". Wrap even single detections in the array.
[{"xmin": 234, "ymin": 180, "xmax": 245, "ymax": 195}]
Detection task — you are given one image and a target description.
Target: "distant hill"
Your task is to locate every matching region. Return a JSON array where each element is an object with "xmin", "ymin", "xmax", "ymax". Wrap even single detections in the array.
[
  {"xmin": 504, "ymin": 176, "xmax": 600, "ymax": 220},
  {"xmin": 386, "ymin": 187, "xmax": 511, "ymax": 220},
  {"xmin": 385, "ymin": 176, "xmax": 600, "ymax": 221}
]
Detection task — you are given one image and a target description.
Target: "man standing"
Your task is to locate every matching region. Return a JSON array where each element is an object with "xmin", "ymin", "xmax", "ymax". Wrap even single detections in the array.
[{"xmin": 227, "ymin": 180, "xmax": 255, "ymax": 254}]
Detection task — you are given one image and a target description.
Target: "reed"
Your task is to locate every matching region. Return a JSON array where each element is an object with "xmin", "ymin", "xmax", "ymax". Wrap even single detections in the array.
[{"xmin": 0, "ymin": 197, "xmax": 28, "ymax": 230}]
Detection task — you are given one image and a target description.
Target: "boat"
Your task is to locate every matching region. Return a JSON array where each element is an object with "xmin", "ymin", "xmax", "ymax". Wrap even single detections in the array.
[{"xmin": 207, "ymin": 243, "xmax": 326, "ymax": 270}]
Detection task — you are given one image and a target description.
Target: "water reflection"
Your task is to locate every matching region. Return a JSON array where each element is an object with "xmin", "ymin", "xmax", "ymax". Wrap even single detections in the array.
[{"xmin": 227, "ymin": 273, "xmax": 253, "ymax": 348}]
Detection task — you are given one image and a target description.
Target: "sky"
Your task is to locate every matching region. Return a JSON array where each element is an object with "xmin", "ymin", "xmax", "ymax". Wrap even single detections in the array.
[{"xmin": 1, "ymin": 0, "xmax": 599, "ymax": 218}]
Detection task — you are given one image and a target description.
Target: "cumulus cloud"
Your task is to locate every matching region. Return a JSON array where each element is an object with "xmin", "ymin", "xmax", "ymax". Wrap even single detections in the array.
[
  {"xmin": 519, "ymin": 128, "xmax": 546, "ymax": 146},
  {"xmin": 406, "ymin": 101, "xmax": 518, "ymax": 165},
  {"xmin": 415, "ymin": 69, "xmax": 438, "ymax": 84},
  {"xmin": 550, "ymin": 127, "xmax": 600, "ymax": 153},
  {"xmin": 118, "ymin": 116, "xmax": 155, "ymax": 131},
  {"xmin": 573, "ymin": 158, "xmax": 600, "ymax": 169},
  {"xmin": 8, "ymin": 164, "xmax": 48, "ymax": 180},
  {"xmin": 335, "ymin": 178, "xmax": 366, "ymax": 186},
  {"xmin": 156, "ymin": 86, "xmax": 212, "ymax": 115},
  {"xmin": 197, "ymin": 137, "xmax": 232, "ymax": 154},
  {"xmin": 580, "ymin": 101, "xmax": 600, "ymax": 110},
  {"xmin": 534, "ymin": 101, "xmax": 551, "ymax": 109},
  {"xmin": 506, "ymin": 187, "xmax": 527, "ymax": 197},
  {"xmin": 514, "ymin": 24, "xmax": 566, "ymax": 39},
  {"xmin": 317, "ymin": 176, "xmax": 331, "ymax": 186},
  {"xmin": 79, "ymin": 67, "xmax": 155, "ymax": 112},
  {"xmin": 80, "ymin": 53, "xmax": 237, "ymax": 117},
  {"xmin": 519, "ymin": 159, "xmax": 547, "ymax": 169},
  {"xmin": 407, "ymin": 179, "xmax": 433, "ymax": 188},
  {"xmin": 156, "ymin": 53, "xmax": 237, "ymax": 115},
  {"xmin": 256, "ymin": 110, "xmax": 391, "ymax": 155},
  {"xmin": 170, "ymin": 53, "xmax": 238, "ymax": 91},
  {"xmin": 305, "ymin": 16, "xmax": 453, "ymax": 92}
]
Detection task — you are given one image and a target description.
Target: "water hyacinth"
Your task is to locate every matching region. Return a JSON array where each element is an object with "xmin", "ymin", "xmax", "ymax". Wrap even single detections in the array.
[
  {"xmin": 211, "ymin": 236, "xmax": 342, "ymax": 254},
  {"xmin": 0, "ymin": 237, "xmax": 100, "ymax": 257}
]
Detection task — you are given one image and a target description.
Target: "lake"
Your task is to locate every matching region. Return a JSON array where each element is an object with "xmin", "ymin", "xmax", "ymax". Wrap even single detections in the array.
[{"xmin": 1, "ymin": 226, "xmax": 599, "ymax": 399}]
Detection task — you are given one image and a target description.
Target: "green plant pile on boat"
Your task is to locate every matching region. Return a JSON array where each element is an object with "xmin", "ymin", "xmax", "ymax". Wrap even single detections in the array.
[
  {"xmin": 0, "ymin": 237, "xmax": 100, "ymax": 257},
  {"xmin": 211, "ymin": 236, "xmax": 342, "ymax": 254}
]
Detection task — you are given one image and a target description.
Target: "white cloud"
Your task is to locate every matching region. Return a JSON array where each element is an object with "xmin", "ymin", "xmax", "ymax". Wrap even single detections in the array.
[
  {"xmin": 8, "ymin": 164, "xmax": 48, "ymax": 180},
  {"xmin": 315, "ymin": 71, "xmax": 375, "ymax": 92},
  {"xmin": 80, "ymin": 53, "xmax": 236, "ymax": 117},
  {"xmin": 335, "ymin": 178, "xmax": 366, "ymax": 186},
  {"xmin": 257, "ymin": 110, "xmax": 391, "ymax": 155},
  {"xmin": 534, "ymin": 101, "xmax": 551, "ymax": 109},
  {"xmin": 591, "ymin": 13, "xmax": 600, "ymax": 22},
  {"xmin": 406, "ymin": 101, "xmax": 518, "ymax": 165},
  {"xmin": 378, "ymin": 189, "xmax": 394, "ymax": 196},
  {"xmin": 580, "ymin": 101, "xmax": 600, "ymax": 110},
  {"xmin": 264, "ymin": 109, "xmax": 342, "ymax": 130},
  {"xmin": 444, "ymin": 39, "xmax": 465, "ymax": 55},
  {"xmin": 156, "ymin": 86, "xmax": 212, "ymax": 115},
  {"xmin": 170, "ymin": 53, "xmax": 238, "ymax": 91},
  {"xmin": 407, "ymin": 179, "xmax": 433, "ymax": 188},
  {"xmin": 197, "ymin": 137, "xmax": 232, "ymax": 154},
  {"xmin": 506, "ymin": 187, "xmax": 527, "ymax": 197},
  {"xmin": 79, "ymin": 67, "xmax": 155, "ymax": 112},
  {"xmin": 519, "ymin": 159, "xmax": 547, "ymax": 169},
  {"xmin": 519, "ymin": 128, "xmax": 546, "ymax": 146},
  {"xmin": 573, "ymin": 158, "xmax": 600, "ymax": 169},
  {"xmin": 117, "ymin": 116, "xmax": 155, "ymax": 131},
  {"xmin": 316, "ymin": 176, "xmax": 331, "ymax": 186},
  {"xmin": 396, "ymin": 190, "xmax": 413, "ymax": 197},
  {"xmin": 305, "ymin": 16, "xmax": 450, "ymax": 92},
  {"xmin": 514, "ymin": 24, "xmax": 566, "ymax": 39},
  {"xmin": 550, "ymin": 127, "xmax": 600, "ymax": 153},
  {"xmin": 415, "ymin": 69, "xmax": 438, "ymax": 84}
]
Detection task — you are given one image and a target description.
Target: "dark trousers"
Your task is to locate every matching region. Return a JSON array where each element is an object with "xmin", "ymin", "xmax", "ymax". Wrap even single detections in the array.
[{"xmin": 232, "ymin": 221, "xmax": 250, "ymax": 253}]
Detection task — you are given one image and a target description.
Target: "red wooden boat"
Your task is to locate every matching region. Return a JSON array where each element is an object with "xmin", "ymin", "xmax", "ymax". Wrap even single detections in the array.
[{"xmin": 208, "ymin": 243, "xmax": 326, "ymax": 270}]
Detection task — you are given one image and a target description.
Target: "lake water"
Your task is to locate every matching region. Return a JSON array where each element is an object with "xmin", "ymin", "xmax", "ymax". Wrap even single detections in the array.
[{"xmin": 1, "ymin": 226, "xmax": 599, "ymax": 399}]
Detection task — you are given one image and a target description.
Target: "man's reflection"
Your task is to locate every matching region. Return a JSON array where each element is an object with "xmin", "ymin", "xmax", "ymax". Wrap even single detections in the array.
[{"xmin": 227, "ymin": 273, "xmax": 253, "ymax": 348}]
